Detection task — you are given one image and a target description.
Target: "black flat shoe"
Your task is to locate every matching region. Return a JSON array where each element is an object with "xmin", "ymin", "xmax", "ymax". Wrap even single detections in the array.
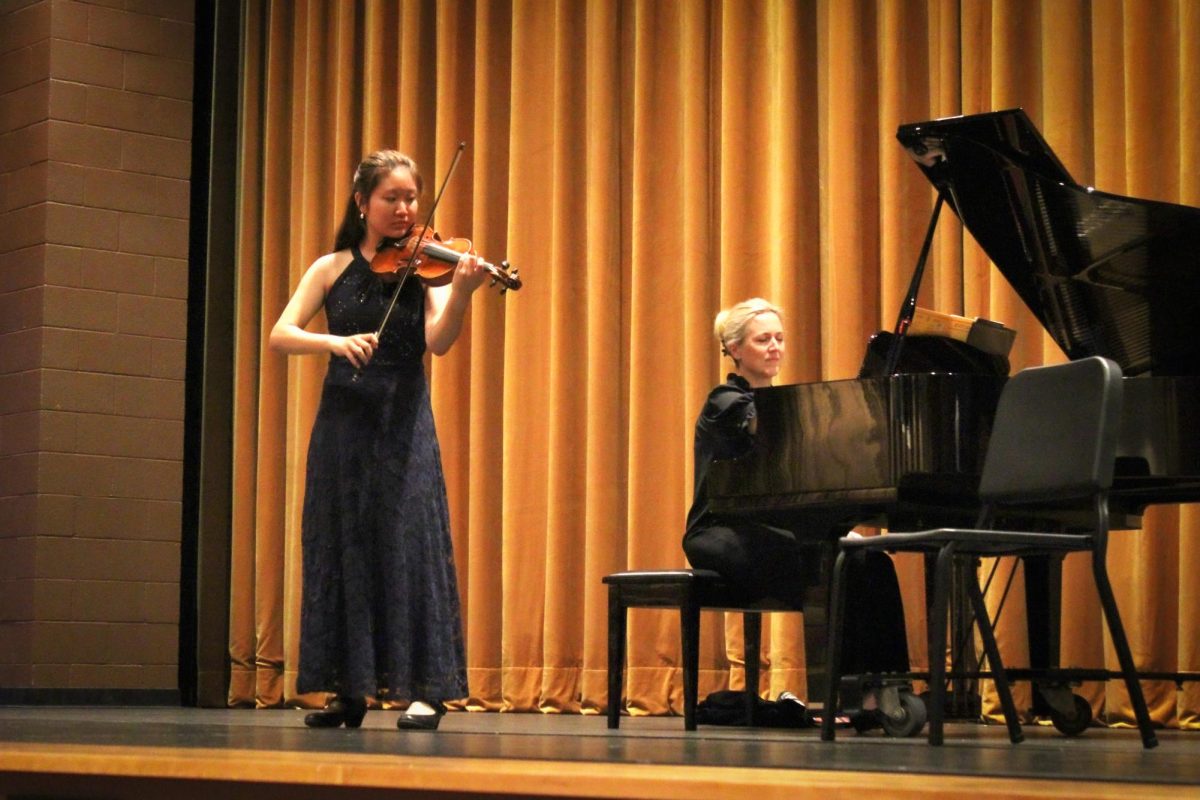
[
  {"xmin": 305, "ymin": 697, "xmax": 367, "ymax": 729},
  {"xmin": 396, "ymin": 701, "xmax": 445, "ymax": 731}
]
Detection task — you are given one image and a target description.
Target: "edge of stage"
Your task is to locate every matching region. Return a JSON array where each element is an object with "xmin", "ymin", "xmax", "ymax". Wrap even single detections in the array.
[{"xmin": 0, "ymin": 706, "xmax": 1197, "ymax": 800}]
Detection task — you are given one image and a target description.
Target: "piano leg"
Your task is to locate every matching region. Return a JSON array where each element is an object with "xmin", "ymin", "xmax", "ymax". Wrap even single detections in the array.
[
  {"xmin": 801, "ymin": 541, "xmax": 833, "ymax": 705},
  {"xmin": 951, "ymin": 559, "xmax": 982, "ymax": 717},
  {"xmin": 1023, "ymin": 554, "xmax": 1064, "ymax": 717},
  {"xmin": 922, "ymin": 553, "xmax": 982, "ymax": 719},
  {"xmin": 744, "ymin": 611, "xmax": 762, "ymax": 724}
]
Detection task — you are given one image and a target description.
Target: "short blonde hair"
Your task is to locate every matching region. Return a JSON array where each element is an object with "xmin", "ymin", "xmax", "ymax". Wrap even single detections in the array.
[{"xmin": 714, "ymin": 297, "xmax": 783, "ymax": 357}]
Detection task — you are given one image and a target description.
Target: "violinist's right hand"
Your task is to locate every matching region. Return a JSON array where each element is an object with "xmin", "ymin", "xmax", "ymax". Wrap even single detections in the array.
[{"xmin": 332, "ymin": 332, "xmax": 379, "ymax": 367}]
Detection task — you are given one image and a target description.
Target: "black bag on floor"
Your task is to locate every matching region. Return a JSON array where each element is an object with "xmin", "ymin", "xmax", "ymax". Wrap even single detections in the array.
[{"xmin": 695, "ymin": 690, "xmax": 812, "ymax": 728}]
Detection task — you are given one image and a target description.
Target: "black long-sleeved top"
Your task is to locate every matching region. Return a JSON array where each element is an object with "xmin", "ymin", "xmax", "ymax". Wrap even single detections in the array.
[{"xmin": 684, "ymin": 373, "xmax": 757, "ymax": 536}]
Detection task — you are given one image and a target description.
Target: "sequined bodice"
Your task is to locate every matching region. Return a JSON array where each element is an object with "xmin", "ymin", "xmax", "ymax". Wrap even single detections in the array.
[{"xmin": 325, "ymin": 246, "xmax": 426, "ymax": 364}]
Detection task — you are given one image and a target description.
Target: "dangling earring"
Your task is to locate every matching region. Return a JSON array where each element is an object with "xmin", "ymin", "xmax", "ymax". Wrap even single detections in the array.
[{"xmin": 359, "ymin": 211, "xmax": 365, "ymax": 220}]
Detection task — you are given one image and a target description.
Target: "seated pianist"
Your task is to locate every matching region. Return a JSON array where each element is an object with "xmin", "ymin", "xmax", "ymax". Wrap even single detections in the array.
[{"xmin": 682, "ymin": 297, "xmax": 911, "ymax": 703}]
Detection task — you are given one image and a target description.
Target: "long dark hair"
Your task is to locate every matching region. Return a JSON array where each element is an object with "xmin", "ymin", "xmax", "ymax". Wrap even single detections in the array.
[{"xmin": 332, "ymin": 150, "xmax": 423, "ymax": 251}]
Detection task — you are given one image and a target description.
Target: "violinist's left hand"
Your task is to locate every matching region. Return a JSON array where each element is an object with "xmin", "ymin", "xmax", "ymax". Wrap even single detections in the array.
[
  {"xmin": 425, "ymin": 252, "xmax": 488, "ymax": 355},
  {"xmin": 451, "ymin": 252, "xmax": 489, "ymax": 295}
]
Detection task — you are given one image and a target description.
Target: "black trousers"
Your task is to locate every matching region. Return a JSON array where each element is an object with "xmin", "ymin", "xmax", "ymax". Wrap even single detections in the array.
[{"xmin": 684, "ymin": 520, "xmax": 910, "ymax": 675}]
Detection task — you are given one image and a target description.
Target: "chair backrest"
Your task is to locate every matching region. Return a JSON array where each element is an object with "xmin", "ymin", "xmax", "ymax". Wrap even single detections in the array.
[{"xmin": 979, "ymin": 356, "xmax": 1124, "ymax": 504}]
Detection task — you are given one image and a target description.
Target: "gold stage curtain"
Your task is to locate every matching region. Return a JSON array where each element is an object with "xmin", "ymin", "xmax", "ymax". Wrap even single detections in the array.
[{"xmin": 225, "ymin": 0, "xmax": 1200, "ymax": 728}]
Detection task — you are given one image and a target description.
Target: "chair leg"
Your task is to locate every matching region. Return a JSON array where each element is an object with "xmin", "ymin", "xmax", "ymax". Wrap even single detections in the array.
[
  {"xmin": 607, "ymin": 589, "xmax": 626, "ymax": 730},
  {"xmin": 964, "ymin": 560, "xmax": 1024, "ymax": 744},
  {"xmin": 681, "ymin": 597, "xmax": 701, "ymax": 731},
  {"xmin": 1092, "ymin": 548, "xmax": 1158, "ymax": 749},
  {"xmin": 743, "ymin": 612, "xmax": 762, "ymax": 726},
  {"xmin": 821, "ymin": 549, "xmax": 850, "ymax": 742},
  {"xmin": 926, "ymin": 543, "xmax": 956, "ymax": 746}
]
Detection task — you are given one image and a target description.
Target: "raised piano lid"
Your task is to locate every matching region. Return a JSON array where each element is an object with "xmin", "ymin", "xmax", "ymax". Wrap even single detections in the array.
[{"xmin": 896, "ymin": 109, "xmax": 1200, "ymax": 377}]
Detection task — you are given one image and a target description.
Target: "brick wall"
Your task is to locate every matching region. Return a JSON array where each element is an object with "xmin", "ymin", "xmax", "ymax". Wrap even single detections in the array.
[{"xmin": 0, "ymin": 0, "xmax": 193, "ymax": 698}]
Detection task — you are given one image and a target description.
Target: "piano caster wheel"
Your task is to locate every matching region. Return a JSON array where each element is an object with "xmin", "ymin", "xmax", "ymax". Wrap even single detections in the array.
[
  {"xmin": 1048, "ymin": 693, "xmax": 1093, "ymax": 736},
  {"xmin": 850, "ymin": 690, "xmax": 927, "ymax": 738},
  {"xmin": 879, "ymin": 691, "xmax": 927, "ymax": 738},
  {"xmin": 1039, "ymin": 683, "xmax": 1092, "ymax": 736}
]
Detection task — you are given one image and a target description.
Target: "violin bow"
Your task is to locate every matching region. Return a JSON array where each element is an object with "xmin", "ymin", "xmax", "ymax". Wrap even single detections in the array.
[
  {"xmin": 351, "ymin": 142, "xmax": 467, "ymax": 383},
  {"xmin": 371, "ymin": 141, "xmax": 467, "ymax": 341}
]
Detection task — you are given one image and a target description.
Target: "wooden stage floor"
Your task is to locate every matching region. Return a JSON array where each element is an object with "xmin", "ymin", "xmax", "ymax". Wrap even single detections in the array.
[{"xmin": 0, "ymin": 706, "xmax": 1196, "ymax": 799}]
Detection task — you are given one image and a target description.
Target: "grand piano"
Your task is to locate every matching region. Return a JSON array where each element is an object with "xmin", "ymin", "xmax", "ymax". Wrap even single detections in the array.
[{"xmin": 708, "ymin": 108, "xmax": 1200, "ymax": 708}]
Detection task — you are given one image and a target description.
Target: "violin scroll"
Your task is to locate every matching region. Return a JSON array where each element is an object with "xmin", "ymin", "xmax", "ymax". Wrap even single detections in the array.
[{"xmin": 493, "ymin": 260, "xmax": 520, "ymax": 294}]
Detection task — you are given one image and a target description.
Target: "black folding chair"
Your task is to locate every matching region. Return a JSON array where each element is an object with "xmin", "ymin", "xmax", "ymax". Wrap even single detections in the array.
[{"xmin": 821, "ymin": 356, "xmax": 1157, "ymax": 748}]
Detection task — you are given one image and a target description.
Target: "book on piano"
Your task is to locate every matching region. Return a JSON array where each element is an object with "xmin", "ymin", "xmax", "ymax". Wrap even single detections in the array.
[{"xmin": 907, "ymin": 307, "xmax": 1016, "ymax": 359}]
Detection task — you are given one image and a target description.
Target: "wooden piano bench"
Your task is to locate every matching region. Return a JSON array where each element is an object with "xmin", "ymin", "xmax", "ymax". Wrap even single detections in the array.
[{"xmin": 602, "ymin": 569, "xmax": 803, "ymax": 731}]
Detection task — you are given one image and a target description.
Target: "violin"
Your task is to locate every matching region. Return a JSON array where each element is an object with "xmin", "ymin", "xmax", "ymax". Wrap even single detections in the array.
[{"xmin": 370, "ymin": 225, "xmax": 522, "ymax": 293}]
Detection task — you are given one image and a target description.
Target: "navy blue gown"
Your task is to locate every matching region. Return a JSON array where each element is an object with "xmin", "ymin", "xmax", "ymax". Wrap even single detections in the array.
[{"xmin": 296, "ymin": 246, "xmax": 468, "ymax": 704}]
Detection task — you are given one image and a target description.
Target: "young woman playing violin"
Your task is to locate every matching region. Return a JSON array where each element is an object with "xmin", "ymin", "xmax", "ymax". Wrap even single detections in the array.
[
  {"xmin": 269, "ymin": 150, "xmax": 487, "ymax": 731},
  {"xmin": 683, "ymin": 298, "xmax": 910, "ymax": 720}
]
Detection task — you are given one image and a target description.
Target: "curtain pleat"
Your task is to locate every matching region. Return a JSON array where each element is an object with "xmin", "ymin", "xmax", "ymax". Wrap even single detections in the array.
[
  {"xmin": 1178, "ymin": 0, "xmax": 1200, "ymax": 730},
  {"xmin": 621, "ymin": 0, "xmax": 703, "ymax": 715},
  {"xmin": 572, "ymin": 0, "xmax": 628, "ymax": 716},
  {"xmin": 224, "ymin": 0, "xmax": 1200, "ymax": 729},
  {"xmin": 226, "ymin": 0, "xmax": 266, "ymax": 708}
]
